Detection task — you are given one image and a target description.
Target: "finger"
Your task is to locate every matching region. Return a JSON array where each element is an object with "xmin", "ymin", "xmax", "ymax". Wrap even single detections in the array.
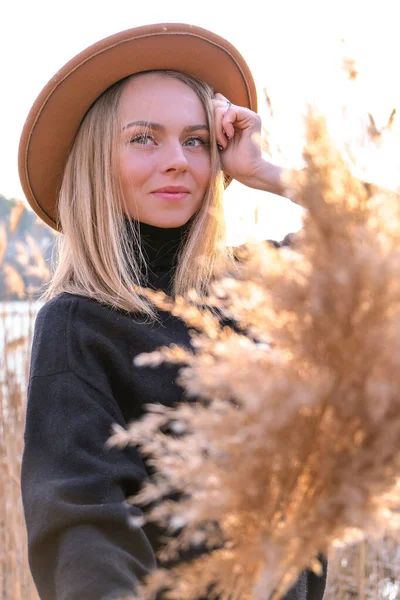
[
  {"xmin": 213, "ymin": 102, "xmax": 230, "ymax": 149},
  {"xmin": 214, "ymin": 92, "xmax": 230, "ymax": 105},
  {"xmin": 213, "ymin": 95, "xmax": 234, "ymax": 118},
  {"xmin": 215, "ymin": 108, "xmax": 228, "ymax": 148},
  {"xmin": 212, "ymin": 97, "xmax": 235, "ymax": 147},
  {"xmin": 222, "ymin": 105, "xmax": 261, "ymax": 139},
  {"xmin": 220, "ymin": 106, "xmax": 236, "ymax": 140},
  {"xmin": 214, "ymin": 94, "xmax": 239, "ymax": 140}
]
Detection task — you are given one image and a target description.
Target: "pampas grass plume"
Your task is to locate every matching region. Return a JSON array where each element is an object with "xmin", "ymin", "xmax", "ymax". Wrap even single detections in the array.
[{"xmin": 108, "ymin": 108, "xmax": 400, "ymax": 600}]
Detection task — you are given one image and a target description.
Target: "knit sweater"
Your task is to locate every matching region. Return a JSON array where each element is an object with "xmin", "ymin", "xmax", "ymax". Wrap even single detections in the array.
[{"xmin": 21, "ymin": 221, "xmax": 327, "ymax": 600}]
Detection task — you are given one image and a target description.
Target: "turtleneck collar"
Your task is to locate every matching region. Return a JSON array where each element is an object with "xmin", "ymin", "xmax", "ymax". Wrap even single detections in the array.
[{"xmin": 125, "ymin": 219, "xmax": 192, "ymax": 293}]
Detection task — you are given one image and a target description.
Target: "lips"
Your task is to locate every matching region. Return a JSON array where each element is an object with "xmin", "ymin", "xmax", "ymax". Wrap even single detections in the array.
[
  {"xmin": 151, "ymin": 186, "xmax": 191, "ymax": 202},
  {"xmin": 152, "ymin": 186, "xmax": 190, "ymax": 193}
]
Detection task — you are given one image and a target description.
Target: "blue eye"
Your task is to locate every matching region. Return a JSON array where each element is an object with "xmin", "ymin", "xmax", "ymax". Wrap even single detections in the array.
[
  {"xmin": 130, "ymin": 134, "xmax": 155, "ymax": 145},
  {"xmin": 184, "ymin": 136, "xmax": 207, "ymax": 147}
]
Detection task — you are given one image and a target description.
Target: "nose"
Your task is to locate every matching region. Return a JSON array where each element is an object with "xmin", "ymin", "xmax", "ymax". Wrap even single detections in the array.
[{"xmin": 160, "ymin": 140, "xmax": 189, "ymax": 173}]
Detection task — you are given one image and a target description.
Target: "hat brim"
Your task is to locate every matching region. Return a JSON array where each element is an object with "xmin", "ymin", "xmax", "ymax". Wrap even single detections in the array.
[{"xmin": 18, "ymin": 23, "xmax": 258, "ymax": 230}]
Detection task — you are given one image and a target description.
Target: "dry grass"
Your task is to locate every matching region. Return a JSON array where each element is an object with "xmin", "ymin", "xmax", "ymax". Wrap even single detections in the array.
[
  {"xmin": 0, "ymin": 205, "xmax": 43, "ymax": 599},
  {"xmin": 0, "ymin": 303, "xmax": 39, "ymax": 600},
  {"xmin": 109, "ymin": 109, "xmax": 400, "ymax": 600}
]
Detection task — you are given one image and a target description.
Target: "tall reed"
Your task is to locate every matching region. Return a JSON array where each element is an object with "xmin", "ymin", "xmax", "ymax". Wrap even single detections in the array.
[
  {"xmin": 0, "ymin": 303, "xmax": 40, "ymax": 600},
  {"xmin": 0, "ymin": 203, "xmax": 42, "ymax": 599},
  {"xmin": 108, "ymin": 108, "xmax": 400, "ymax": 600}
]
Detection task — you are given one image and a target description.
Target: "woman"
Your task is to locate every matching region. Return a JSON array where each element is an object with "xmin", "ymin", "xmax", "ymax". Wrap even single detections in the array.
[{"xmin": 19, "ymin": 23, "xmax": 327, "ymax": 600}]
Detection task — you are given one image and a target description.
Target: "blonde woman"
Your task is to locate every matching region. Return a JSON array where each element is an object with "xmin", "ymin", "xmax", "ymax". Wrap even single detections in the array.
[{"xmin": 19, "ymin": 24, "xmax": 327, "ymax": 600}]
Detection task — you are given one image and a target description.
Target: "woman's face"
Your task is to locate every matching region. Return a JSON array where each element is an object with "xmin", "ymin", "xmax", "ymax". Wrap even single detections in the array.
[{"xmin": 118, "ymin": 73, "xmax": 212, "ymax": 228}]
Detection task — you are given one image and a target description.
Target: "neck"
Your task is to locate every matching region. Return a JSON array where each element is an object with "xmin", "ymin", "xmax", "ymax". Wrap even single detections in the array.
[{"xmin": 125, "ymin": 219, "xmax": 193, "ymax": 293}]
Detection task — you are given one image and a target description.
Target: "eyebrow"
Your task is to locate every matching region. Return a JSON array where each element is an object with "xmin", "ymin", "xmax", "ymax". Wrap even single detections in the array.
[{"xmin": 122, "ymin": 120, "xmax": 209, "ymax": 133}]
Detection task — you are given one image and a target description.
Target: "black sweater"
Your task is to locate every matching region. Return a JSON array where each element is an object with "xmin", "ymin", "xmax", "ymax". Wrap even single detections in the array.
[{"xmin": 21, "ymin": 222, "xmax": 327, "ymax": 600}]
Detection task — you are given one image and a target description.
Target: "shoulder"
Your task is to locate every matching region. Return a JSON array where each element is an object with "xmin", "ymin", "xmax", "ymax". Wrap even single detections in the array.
[
  {"xmin": 30, "ymin": 294, "xmax": 77, "ymax": 377},
  {"xmin": 35, "ymin": 293, "xmax": 112, "ymax": 326},
  {"xmin": 34, "ymin": 293, "xmax": 98, "ymax": 337},
  {"xmin": 31, "ymin": 294, "xmax": 136, "ymax": 379},
  {"xmin": 32, "ymin": 295, "xmax": 100, "ymax": 363},
  {"xmin": 35, "ymin": 293, "xmax": 135, "ymax": 337}
]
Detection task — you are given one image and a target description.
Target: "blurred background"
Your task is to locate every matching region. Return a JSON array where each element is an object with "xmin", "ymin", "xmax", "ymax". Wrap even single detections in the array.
[{"xmin": 1, "ymin": 0, "xmax": 400, "ymax": 597}]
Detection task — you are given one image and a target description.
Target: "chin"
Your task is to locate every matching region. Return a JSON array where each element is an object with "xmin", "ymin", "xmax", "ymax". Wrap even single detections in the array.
[
  {"xmin": 145, "ymin": 210, "xmax": 197, "ymax": 229},
  {"xmin": 156, "ymin": 218, "xmax": 191, "ymax": 229}
]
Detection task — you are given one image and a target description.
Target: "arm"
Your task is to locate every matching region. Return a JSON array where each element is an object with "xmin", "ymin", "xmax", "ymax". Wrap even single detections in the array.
[
  {"xmin": 22, "ymin": 370, "xmax": 156, "ymax": 600},
  {"xmin": 21, "ymin": 297, "xmax": 156, "ymax": 600},
  {"xmin": 306, "ymin": 555, "xmax": 328, "ymax": 600}
]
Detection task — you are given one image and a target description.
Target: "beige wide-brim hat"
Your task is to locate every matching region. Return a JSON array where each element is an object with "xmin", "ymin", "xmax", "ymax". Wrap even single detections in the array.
[{"xmin": 18, "ymin": 22, "xmax": 258, "ymax": 231}]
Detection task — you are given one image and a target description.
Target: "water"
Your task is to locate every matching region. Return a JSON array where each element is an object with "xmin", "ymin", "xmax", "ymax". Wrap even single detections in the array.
[{"xmin": 0, "ymin": 300, "xmax": 42, "ymax": 383}]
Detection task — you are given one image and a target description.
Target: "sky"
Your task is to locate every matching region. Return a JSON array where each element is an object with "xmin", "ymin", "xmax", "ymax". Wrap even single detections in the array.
[{"xmin": 1, "ymin": 0, "xmax": 399, "ymax": 242}]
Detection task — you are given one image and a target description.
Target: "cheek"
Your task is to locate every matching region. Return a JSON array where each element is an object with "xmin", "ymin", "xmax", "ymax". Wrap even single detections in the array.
[
  {"xmin": 120, "ymin": 153, "xmax": 153, "ymax": 188},
  {"xmin": 192, "ymin": 154, "xmax": 212, "ymax": 189}
]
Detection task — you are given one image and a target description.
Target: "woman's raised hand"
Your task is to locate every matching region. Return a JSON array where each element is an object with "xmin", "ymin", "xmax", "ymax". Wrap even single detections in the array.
[{"xmin": 212, "ymin": 92, "xmax": 285, "ymax": 196}]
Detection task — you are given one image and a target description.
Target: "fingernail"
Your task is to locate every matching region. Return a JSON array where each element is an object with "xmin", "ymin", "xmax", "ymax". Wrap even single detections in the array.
[{"xmin": 217, "ymin": 143, "xmax": 224, "ymax": 151}]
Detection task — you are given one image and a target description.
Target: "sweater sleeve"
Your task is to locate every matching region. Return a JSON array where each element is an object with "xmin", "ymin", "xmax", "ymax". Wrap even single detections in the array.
[
  {"xmin": 306, "ymin": 555, "xmax": 328, "ymax": 600},
  {"xmin": 21, "ymin": 294, "xmax": 158, "ymax": 600},
  {"xmin": 22, "ymin": 369, "xmax": 156, "ymax": 600}
]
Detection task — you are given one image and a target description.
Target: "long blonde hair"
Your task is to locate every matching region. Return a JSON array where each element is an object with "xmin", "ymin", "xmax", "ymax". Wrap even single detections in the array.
[{"xmin": 44, "ymin": 71, "xmax": 234, "ymax": 316}]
